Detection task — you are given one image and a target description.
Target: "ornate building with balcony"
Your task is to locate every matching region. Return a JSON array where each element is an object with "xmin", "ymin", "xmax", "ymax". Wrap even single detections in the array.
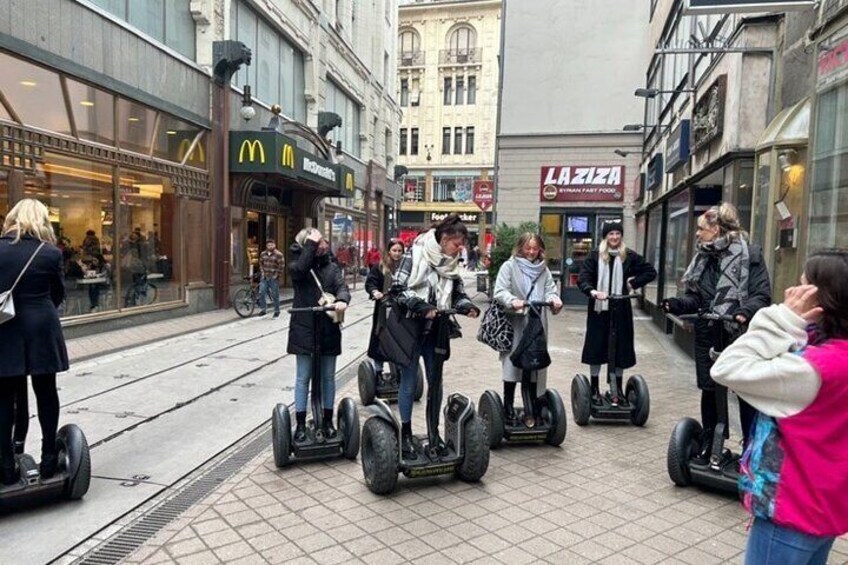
[{"xmin": 396, "ymin": 0, "xmax": 502, "ymax": 247}]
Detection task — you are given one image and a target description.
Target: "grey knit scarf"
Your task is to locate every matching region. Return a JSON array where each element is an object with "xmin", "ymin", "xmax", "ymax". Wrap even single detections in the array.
[{"xmin": 681, "ymin": 236, "xmax": 750, "ymax": 322}]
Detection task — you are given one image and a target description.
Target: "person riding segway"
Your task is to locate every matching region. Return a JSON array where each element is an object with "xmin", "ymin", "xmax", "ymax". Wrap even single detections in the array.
[
  {"xmin": 271, "ymin": 228, "xmax": 359, "ymax": 467},
  {"xmin": 359, "ymin": 216, "xmax": 487, "ymax": 494},
  {"xmin": 571, "ymin": 220, "xmax": 656, "ymax": 426},
  {"xmin": 478, "ymin": 233, "xmax": 567, "ymax": 447},
  {"xmin": 358, "ymin": 238, "xmax": 424, "ymax": 405}
]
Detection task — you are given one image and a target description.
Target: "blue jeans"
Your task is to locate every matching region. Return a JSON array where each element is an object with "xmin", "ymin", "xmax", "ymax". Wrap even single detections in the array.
[
  {"xmin": 745, "ymin": 518, "xmax": 835, "ymax": 565},
  {"xmin": 295, "ymin": 355, "xmax": 337, "ymax": 412},
  {"xmin": 258, "ymin": 277, "xmax": 280, "ymax": 313},
  {"xmin": 398, "ymin": 341, "xmax": 437, "ymax": 423}
]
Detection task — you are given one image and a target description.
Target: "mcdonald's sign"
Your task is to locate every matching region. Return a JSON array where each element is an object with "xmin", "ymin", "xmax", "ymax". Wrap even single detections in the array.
[
  {"xmin": 281, "ymin": 144, "xmax": 295, "ymax": 169},
  {"xmin": 230, "ymin": 131, "xmax": 290, "ymax": 175},
  {"xmin": 338, "ymin": 164, "xmax": 355, "ymax": 196},
  {"xmin": 238, "ymin": 139, "xmax": 266, "ymax": 164},
  {"xmin": 178, "ymin": 138, "xmax": 206, "ymax": 165}
]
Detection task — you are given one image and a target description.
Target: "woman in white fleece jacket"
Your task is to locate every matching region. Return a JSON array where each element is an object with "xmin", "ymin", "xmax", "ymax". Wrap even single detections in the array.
[{"xmin": 711, "ymin": 249, "xmax": 848, "ymax": 565}]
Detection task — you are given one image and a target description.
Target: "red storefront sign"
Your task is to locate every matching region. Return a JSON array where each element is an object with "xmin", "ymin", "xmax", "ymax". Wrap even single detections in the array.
[
  {"xmin": 473, "ymin": 180, "xmax": 494, "ymax": 211},
  {"xmin": 539, "ymin": 165, "xmax": 625, "ymax": 202}
]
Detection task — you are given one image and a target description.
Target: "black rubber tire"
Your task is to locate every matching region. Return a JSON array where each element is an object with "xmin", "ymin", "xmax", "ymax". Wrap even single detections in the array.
[
  {"xmin": 414, "ymin": 363, "xmax": 425, "ymax": 402},
  {"xmin": 478, "ymin": 390, "xmax": 504, "ymax": 449},
  {"xmin": 58, "ymin": 424, "xmax": 91, "ymax": 500},
  {"xmin": 338, "ymin": 397, "xmax": 360, "ymax": 460},
  {"xmin": 544, "ymin": 389, "xmax": 568, "ymax": 447},
  {"xmin": 627, "ymin": 375, "xmax": 651, "ymax": 427},
  {"xmin": 456, "ymin": 414, "xmax": 490, "ymax": 483},
  {"xmin": 272, "ymin": 404, "xmax": 292, "ymax": 468},
  {"xmin": 571, "ymin": 374, "xmax": 592, "ymax": 426},
  {"xmin": 667, "ymin": 417, "xmax": 702, "ymax": 487},
  {"xmin": 232, "ymin": 287, "xmax": 255, "ymax": 318},
  {"xmin": 361, "ymin": 417, "xmax": 399, "ymax": 495},
  {"xmin": 358, "ymin": 360, "xmax": 377, "ymax": 406}
]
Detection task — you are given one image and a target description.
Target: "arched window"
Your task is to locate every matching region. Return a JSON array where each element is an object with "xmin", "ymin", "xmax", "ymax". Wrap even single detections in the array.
[
  {"xmin": 398, "ymin": 28, "xmax": 422, "ymax": 66},
  {"xmin": 448, "ymin": 25, "xmax": 476, "ymax": 55}
]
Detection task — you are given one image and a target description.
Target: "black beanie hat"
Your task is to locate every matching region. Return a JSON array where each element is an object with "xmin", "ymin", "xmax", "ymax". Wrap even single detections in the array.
[{"xmin": 602, "ymin": 220, "xmax": 623, "ymax": 239}]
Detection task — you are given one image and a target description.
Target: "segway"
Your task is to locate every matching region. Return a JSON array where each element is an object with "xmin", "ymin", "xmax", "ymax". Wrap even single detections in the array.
[
  {"xmin": 357, "ymin": 359, "xmax": 424, "ymax": 406},
  {"xmin": 360, "ymin": 310, "xmax": 489, "ymax": 495},
  {"xmin": 0, "ymin": 424, "xmax": 91, "ymax": 508},
  {"xmin": 667, "ymin": 311, "xmax": 742, "ymax": 495},
  {"xmin": 571, "ymin": 293, "xmax": 650, "ymax": 426},
  {"xmin": 272, "ymin": 305, "xmax": 360, "ymax": 467},
  {"xmin": 479, "ymin": 302, "xmax": 567, "ymax": 448}
]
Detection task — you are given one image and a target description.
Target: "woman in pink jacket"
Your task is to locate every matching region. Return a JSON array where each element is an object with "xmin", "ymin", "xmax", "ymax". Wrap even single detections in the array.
[{"xmin": 711, "ymin": 249, "xmax": 848, "ymax": 565}]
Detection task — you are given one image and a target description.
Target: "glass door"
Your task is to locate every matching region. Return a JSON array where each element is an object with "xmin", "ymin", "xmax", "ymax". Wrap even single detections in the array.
[{"xmin": 563, "ymin": 214, "xmax": 593, "ymax": 305}]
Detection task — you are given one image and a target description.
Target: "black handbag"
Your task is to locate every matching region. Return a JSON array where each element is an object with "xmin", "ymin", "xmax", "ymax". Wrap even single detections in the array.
[
  {"xmin": 509, "ymin": 307, "xmax": 551, "ymax": 371},
  {"xmin": 376, "ymin": 298, "xmax": 422, "ymax": 367},
  {"xmin": 477, "ymin": 271, "xmax": 543, "ymax": 353}
]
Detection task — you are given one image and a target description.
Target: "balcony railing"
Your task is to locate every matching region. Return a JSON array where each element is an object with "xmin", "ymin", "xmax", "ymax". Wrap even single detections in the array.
[
  {"xmin": 439, "ymin": 48, "xmax": 481, "ymax": 65},
  {"xmin": 398, "ymin": 51, "xmax": 425, "ymax": 67}
]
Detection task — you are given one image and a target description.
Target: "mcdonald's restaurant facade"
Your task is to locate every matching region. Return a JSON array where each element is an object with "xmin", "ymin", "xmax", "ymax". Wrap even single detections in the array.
[{"xmin": 227, "ymin": 128, "xmax": 357, "ymax": 288}]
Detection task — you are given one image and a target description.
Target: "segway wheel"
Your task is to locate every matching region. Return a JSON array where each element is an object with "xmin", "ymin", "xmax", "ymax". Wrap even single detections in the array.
[
  {"xmin": 358, "ymin": 360, "xmax": 377, "ymax": 406},
  {"xmin": 667, "ymin": 417, "xmax": 702, "ymax": 487},
  {"xmin": 272, "ymin": 404, "xmax": 292, "ymax": 468},
  {"xmin": 361, "ymin": 417, "xmax": 399, "ymax": 495},
  {"xmin": 478, "ymin": 390, "xmax": 504, "ymax": 449},
  {"xmin": 570, "ymin": 374, "xmax": 592, "ymax": 426},
  {"xmin": 58, "ymin": 424, "xmax": 91, "ymax": 500},
  {"xmin": 414, "ymin": 362, "xmax": 425, "ymax": 402},
  {"xmin": 544, "ymin": 389, "xmax": 567, "ymax": 447},
  {"xmin": 338, "ymin": 397, "xmax": 360, "ymax": 460},
  {"xmin": 626, "ymin": 375, "xmax": 650, "ymax": 427},
  {"xmin": 456, "ymin": 414, "xmax": 490, "ymax": 483}
]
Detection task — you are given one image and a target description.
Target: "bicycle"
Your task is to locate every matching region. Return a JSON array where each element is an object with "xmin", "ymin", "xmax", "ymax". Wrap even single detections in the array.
[
  {"xmin": 232, "ymin": 274, "xmax": 261, "ymax": 318},
  {"xmin": 124, "ymin": 273, "xmax": 158, "ymax": 307}
]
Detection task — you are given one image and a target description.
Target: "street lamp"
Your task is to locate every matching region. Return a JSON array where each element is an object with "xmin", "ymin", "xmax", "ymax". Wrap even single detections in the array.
[
  {"xmin": 613, "ymin": 149, "xmax": 631, "ymax": 157},
  {"xmin": 634, "ymin": 87, "xmax": 695, "ymax": 98},
  {"xmin": 623, "ymin": 124, "xmax": 645, "ymax": 132},
  {"xmin": 424, "ymin": 143, "xmax": 433, "ymax": 162}
]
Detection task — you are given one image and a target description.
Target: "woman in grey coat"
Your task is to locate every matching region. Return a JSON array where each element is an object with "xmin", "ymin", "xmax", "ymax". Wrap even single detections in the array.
[{"xmin": 493, "ymin": 233, "xmax": 562, "ymax": 423}]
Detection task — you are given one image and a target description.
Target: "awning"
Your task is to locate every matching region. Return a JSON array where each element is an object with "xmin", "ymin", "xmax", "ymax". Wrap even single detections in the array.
[
  {"xmin": 229, "ymin": 130, "xmax": 354, "ymax": 197},
  {"xmin": 756, "ymin": 98, "xmax": 811, "ymax": 150}
]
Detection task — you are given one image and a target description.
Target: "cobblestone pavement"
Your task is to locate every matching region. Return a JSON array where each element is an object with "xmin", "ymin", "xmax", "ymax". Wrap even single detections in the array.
[{"xmin": 111, "ymin": 297, "xmax": 847, "ymax": 565}]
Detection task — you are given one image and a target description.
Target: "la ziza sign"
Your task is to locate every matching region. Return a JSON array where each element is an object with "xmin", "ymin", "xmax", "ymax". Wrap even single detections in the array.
[{"xmin": 539, "ymin": 166, "xmax": 624, "ymax": 202}]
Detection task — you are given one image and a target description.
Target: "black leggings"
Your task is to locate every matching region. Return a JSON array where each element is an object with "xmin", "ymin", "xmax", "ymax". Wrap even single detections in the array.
[
  {"xmin": 0, "ymin": 375, "xmax": 59, "ymax": 460},
  {"xmin": 700, "ymin": 389, "xmax": 757, "ymax": 447}
]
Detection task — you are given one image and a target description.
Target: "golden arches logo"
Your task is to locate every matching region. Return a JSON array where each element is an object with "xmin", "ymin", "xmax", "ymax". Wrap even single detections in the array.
[
  {"xmin": 281, "ymin": 144, "xmax": 295, "ymax": 169},
  {"xmin": 178, "ymin": 139, "xmax": 206, "ymax": 164},
  {"xmin": 238, "ymin": 139, "xmax": 266, "ymax": 163},
  {"xmin": 345, "ymin": 172, "xmax": 354, "ymax": 191}
]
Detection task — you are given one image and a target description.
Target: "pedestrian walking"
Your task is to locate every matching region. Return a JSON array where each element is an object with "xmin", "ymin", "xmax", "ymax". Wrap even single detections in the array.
[
  {"xmin": 493, "ymin": 233, "xmax": 562, "ymax": 422},
  {"xmin": 287, "ymin": 228, "xmax": 350, "ymax": 442},
  {"xmin": 365, "ymin": 238, "xmax": 405, "ymax": 366},
  {"xmin": 0, "ymin": 199, "xmax": 69, "ymax": 484},
  {"xmin": 393, "ymin": 214, "xmax": 480, "ymax": 459},
  {"xmin": 258, "ymin": 239, "xmax": 284, "ymax": 318},
  {"xmin": 663, "ymin": 203, "xmax": 771, "ymax": 458},
  {"xmin": 711, "ymin": 249, "xmax": 848, "ymax": 565},
  {"xmin": 578, "ymin": 220, "xmax": 657, "ymax": 405}
]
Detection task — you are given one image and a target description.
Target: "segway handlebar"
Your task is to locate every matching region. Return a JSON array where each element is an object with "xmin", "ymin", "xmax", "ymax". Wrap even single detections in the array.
[
  {"xmin": 289, "ymin": 305, "xmax": 339, "ymax": 313},
  {"xmin": 608, "ymin": 293, "xmax": 641, "ymax": 300},
  {"xmin": 678, "ymin": 311, "xmax": 738, "ymax": 323},
  {"xmin": 528, "ymin": 301, "xmax": 555, "ymax": 308}
]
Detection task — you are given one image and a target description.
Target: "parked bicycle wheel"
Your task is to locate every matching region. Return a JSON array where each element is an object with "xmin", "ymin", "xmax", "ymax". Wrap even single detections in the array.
[{"xmin": 233, "ymin": 287, "xmax": 256, "ymax": 318}]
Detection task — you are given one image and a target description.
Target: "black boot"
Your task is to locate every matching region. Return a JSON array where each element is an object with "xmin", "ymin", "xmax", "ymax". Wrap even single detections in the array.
[
  {"xmin": 590, "ymin": 376, "xmax": 602, "ymax": 405},
  {"xmin": 13, "ymin": 441, "xmax": 24, "ymax": 455},
  {"xmin": 40, "ymin": 439, "xmax": 58, "ymax": 479},
  {"xmin": 503, "ymin": 381, "xmax": 517, "ymax": 424},
  {"xmin": 322, "ymin": 409, "xmax": 337, "ymax": 439},
  {"xmin": 294, "ymin": 411, "xmax": 307, "ymax": 443},
  {"xmin": 693, "ymin": 429, "xmax": 713, "ymax": 464},
  {"xmin": 401, "ymin": 422, "xmax": 417, "ymax": 460}
]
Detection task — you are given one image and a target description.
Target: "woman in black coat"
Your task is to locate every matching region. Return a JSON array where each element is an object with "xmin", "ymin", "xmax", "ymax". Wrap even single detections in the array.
[
  {"xmin": 0, "ymin": 199, "xmax": 69, "ymax": 484},
  {"xmin": 364, "ymin": 238, "xmax": 406, "ymax": 364},
  {"xmin": 578, "ymin": 220, "xmax": 657, "ymax": 406},
  {"xmin": 663, "ymin": 203, "xmax": 771, "ymax": 459},
  {"xmin": 287, "ymin": 228, "xmax": 351, "ymax": 443}
]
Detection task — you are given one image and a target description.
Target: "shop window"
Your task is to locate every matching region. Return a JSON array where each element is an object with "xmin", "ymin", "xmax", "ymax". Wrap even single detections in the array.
[
  {"xmin": 153, "ymin": 115, "xmax": 205, "ymax": 168},
  {"xmin": 752, "ymin": 153, "xmax": 771, "ymax": 250},
  {"xmin": 540, "ymin": 213, "xmax": 563, "ymax": 276},
  {"xmin": 117, "ymin": 98, "xmax": 157, "ymax": 155},
  {"xmin": 30, "ymin": 153, "xmax": 116, "ymax": 317},
  {"xmin": 185, "ymin": 198, "xmax": 211, "ymax": 284},
  {"xmin": 645, "ymin": 207, "xmax": 663, "ymax": 304},
  {"xmin": 810, "ymin": 84, "xmax": 848, "ymax": 249},
  {"xmin": 118, "ymin": 168, "xmax": 180, "ymax": 307},
  {"xmin": 0, "ymin": 51, "xmax": 71, "ymax": 135},
  {"xmin": 664, "ymin": 190, "xmax": 691, "ymax": 303},
  {"xmin": 65, "ymin": 78, "xmax": 115, "ymax": 146}
]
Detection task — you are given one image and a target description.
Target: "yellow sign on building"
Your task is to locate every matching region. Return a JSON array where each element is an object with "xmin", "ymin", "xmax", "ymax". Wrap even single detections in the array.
[
  {"xmin": 238, "ymin": 139, "xmax": 266, "ymax": 164},
  {"xmin": 281, "ymin": 144, "xmax": 295, "ymax": 169}
]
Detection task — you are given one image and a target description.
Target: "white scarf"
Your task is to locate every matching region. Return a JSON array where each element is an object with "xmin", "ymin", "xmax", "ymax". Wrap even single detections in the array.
[
  {"xmin": 514, "ymin": 257, "xmax": 547, "ymax": 302},
  {"xmin": 406, "ymin": 229, "xmax": 460, "ymax": 310},
  {"xmin": 595, "ymin": 249, "xmax": 624, "ymax": 313}
]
